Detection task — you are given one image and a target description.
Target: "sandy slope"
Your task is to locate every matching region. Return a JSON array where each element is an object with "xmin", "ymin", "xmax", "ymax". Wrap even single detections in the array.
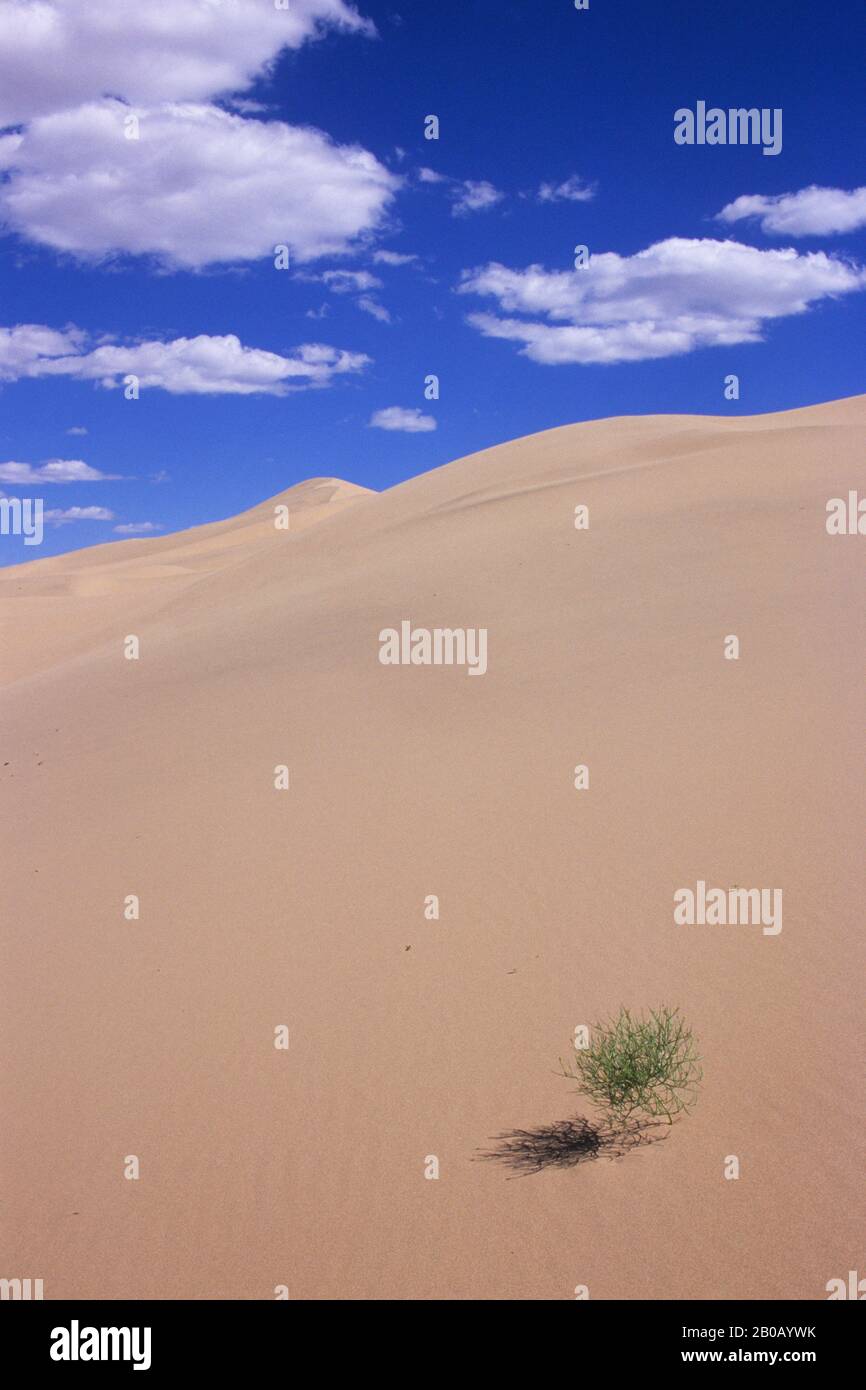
[
  {"xmin": 1, "ymin": 399, "xmax": 863, "ymax": 1300},
  {"xmin": 0, "ymin": 478, "xmax": 372, "ymax": 686}
]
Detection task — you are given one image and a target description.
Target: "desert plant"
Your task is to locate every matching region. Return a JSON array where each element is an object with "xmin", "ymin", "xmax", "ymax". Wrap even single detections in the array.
[{"xmin": 559, "ymin": 1006, "xmax": 701, "ymax": 1124}]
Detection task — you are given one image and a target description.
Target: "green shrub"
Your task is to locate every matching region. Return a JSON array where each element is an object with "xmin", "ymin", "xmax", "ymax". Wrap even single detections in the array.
[{"xmin": 560, "ymin": 1006, "xmax": 701, "ymax": 1124}]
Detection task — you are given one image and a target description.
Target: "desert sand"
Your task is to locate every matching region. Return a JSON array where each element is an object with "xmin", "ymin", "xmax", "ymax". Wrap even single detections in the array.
[{"xmin": 1, "ymin": 398, "xmax": 863, "ymax": 1300}]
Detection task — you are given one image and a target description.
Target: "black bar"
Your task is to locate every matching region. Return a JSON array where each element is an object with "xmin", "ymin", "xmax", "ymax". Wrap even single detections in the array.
[{"xmin": 3, "ymin": 1298, "xmax": 859, "ymax": 1375}]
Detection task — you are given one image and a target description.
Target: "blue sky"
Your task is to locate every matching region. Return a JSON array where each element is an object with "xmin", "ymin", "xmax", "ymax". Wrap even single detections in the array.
[{"xmin": 1, "ymin": 0, "xmax": 864, "ymax": 563}]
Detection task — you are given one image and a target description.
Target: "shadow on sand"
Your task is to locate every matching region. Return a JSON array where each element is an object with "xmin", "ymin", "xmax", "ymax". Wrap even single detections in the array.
[{"xmin": 477, "ymin": 1114, "xmax": 666, "ymax": 1177}]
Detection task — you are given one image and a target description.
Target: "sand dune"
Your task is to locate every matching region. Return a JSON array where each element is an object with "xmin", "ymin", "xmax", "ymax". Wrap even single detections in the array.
[
  {"xmin": 2, "ymin": 398, "xmax": 864, "ymax": 1299},
  {"xmin": 0, "ymin": 477, "xmax": 373, "ymax": 686}
]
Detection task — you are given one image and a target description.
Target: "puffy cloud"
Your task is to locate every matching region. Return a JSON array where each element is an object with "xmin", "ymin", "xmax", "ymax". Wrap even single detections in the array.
[
  {"xmin": 370, "ymin": 406, "xmax": 436, "ymax": 432},
  {"xmin": 0, "ymin": 324, "xmax": 85, "ymax": 375},
  {"xmin": 114, "ymin": 522, "xmax": 163, "ymax": 535},
  {"xmin": 417, "ymin": 167, "xmax": 446, "ymax": 184},
  {"xmin": 66, "ymin": 425, "xmax": 88, "ymax": 436},
  {"xmin": 0, "ymin": 100, "xmax": 399, "ymax": 268},
  {"xmin": 459, "ymin": 237, "xmax": 866, "ymax": 365},
  {"xmin": 451, "ymin": 180, "xmax": 504, "ymax": 217},
  {"xmin": 0, "ymin": 323, "xmax": 370, "ymax": 395},
  {"xmin": 717, "ymin": 185, "xmax": 866, "ymax": 237},
  {"xmin": 0, "ymin": 0, "xmax": 374, "ymax": 126},
  {"xmin": 0, "ymin": 458, "xmax": 120, "ymax": 484},
  {"xmin": 537, "ymin": 175, "xmax": 596, "ymax": 203}
]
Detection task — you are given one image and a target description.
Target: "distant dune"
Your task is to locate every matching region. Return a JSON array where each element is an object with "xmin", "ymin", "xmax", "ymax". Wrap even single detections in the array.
[{"xmin": 2, "ymin": 398, "xmax": 864, "ymax": 1299}]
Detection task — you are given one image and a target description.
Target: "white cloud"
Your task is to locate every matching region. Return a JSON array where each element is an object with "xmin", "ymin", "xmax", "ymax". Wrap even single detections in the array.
[
  {"xmin": 310, "ymin": 268, "xmax": 391, "ymax": 322},
  {"xmin": 372, "ymin": 249, "xmax": 417, "ymax": 265},
  {"xmin": 357, "ymin": 296, "xmax": 391, "ymax": 323},
  {"xmin": 538, "ymin": 175, "xmax": 596, "ymax": 204},
  {"xmin": 0, "ymin": 100, "xmax": 399, "ymax": 268},
  {"xmin": 0, "ymin": 324, "xmax": 85, "ymax": 375},
  {"xmin": 0, "ymin": 323, "xmax": 371, "ymax": 395},
  {"xmin": 320, "ymin": 269, "xmax": 383, "ymax": 293},
  {"xmin": 417, "ymin": 166, "xmax": 504, "ymax": 216},
  {"xmin": 114, "ymin": 522, "xmax": 163, "ymax": 535},
  {"xmin": 459, "ymin": 237, "xmax": 866, "ymax": 365},
  {"xmin": 0, "ymin": 458, "xmax": 120, "ymax": 484},
  {"xmin": 66, "ymin": 425, "xmax": 88, "ymax": 436},
  {"xmin": 224, "ymin": 98, "xmax": 272, "ymax": 116},
  {"xmin": 717, "ymin": 185, "xmax": 866, "ymax": 237},
  {"xmin": 0, "ymin": 0, "xmax": 374, "ymax": 126},
  {"xmin": 44, "ymin": 506, "xmax": 115, "ymax": 525},
  {"xmin": 451, "ymin": 180, "xmax": 504, "ymax": 217},
  {"xmin": 370, "ymin": 406, "xmax": 436, "ymax": 432}
]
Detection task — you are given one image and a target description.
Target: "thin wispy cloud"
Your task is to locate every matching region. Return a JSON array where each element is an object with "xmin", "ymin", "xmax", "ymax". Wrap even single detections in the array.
[
  {"xmin": 459, "ymin": 238, "xmax": 866, "ymax": 365},
  {"xmin": 717, "ymin": 185, "xmax": 866, "ymax": 237},
  {"xmin": 309, "ymin": 269, "xmax": 392, "ymax": 323},
  {"xmin": 417, "ymin": 168, "xmax": 505, "ymax": 216},
  {"xmin": 537, "ymin": 175, "xmax": 597, "ymax": 203},
  {"xmin": 372, "ymin": 250, "xmax": 418, "ymax": 266},
  {"xmin": 319, "ymin": 270, "xmax": 383, "ymax": 293},
  {"xmin": 43, "ymin": 505, "xmax": 115, "ymax": 526},
  {"xmin": 357, "ymin": 297, "xmax": 392, "ymax": 323},
  {"xmin": 450, "ymin": 180, "xmax": 504, "ymax": 217}
]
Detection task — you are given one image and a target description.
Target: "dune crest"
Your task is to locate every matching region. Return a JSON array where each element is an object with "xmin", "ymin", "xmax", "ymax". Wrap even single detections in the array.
[{"xmin": 0, "ymin": 475, "xmax": 374, "ymax": 684}]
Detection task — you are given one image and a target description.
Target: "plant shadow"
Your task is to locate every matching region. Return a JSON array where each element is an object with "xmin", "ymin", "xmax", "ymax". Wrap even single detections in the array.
[{"xmin": 477, "ymin": 1114, "xmax": 666, "ymax": 1177}]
